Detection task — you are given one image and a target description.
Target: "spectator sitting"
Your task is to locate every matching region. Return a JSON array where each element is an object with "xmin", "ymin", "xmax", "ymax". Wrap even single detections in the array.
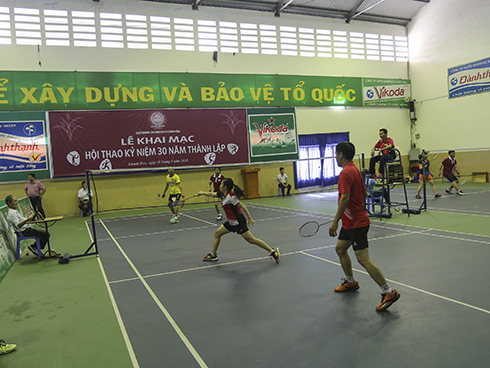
[
  {"xmin": 78, "ymin": 180, "xmax": 93, "ymax": 217},
  {"xmin": 276, "ymin": 167, "xmax": 292, "ymax": 197}
]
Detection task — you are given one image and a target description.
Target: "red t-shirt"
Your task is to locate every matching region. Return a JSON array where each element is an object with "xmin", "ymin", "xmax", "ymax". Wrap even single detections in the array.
[
  {"xmin": 374, "ymin": 137, "xmax": 394, "ymax": 155},
  {"xmin": 441, "ymin": 157, "xmax": 457, "ymax": 177},
  {"xmin": 210, "ymin": 173, "xmax": 225, "ymax": 192},
  {"xmin": 338, "ymin": 161, "xmax": 370, "ymax": 229}
]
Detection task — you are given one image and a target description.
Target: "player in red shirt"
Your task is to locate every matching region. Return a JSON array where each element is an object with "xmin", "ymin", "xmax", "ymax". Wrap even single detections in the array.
[
  {"xmin": 438, "ymin": 150, "xmax": 465, "ymax": 195},
  {"xmin": 209, "ymin": 167, "xmax": 225, "ymax": 220},
  {"xmin": 329, "ymin": 141, "xmax": 400, "ymax": 311},
  {"xmin": 198, "ymin": 178, "xmax": 280, "ymax": 263},
  {"xmin": 368, "ymin": 128, "xmax": 395, "ymax": 177}
]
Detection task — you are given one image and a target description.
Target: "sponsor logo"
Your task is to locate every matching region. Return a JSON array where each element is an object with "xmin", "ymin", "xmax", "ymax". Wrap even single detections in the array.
[
  {"xmin": 252, "ymin": 118, "xmax": 289, "ymax": 139},
  {"xmin": 66, "ymin": 151, "xmax": 80, "ymax": 166},
  {"xmin": 99, "ymin": 158, "xmax": 112, "ymax": 171},
  {"xmin": 458, "ymin": 69, "xmax": 490, "ymax": 85},
  {"xmin": 227, "ymin": 143, "xmax": 239, "ymax": 155},
  {"xmin": 150, "ymin": 112, "xmax": 166, "ymax": 129},
  {"xmin": 23, "ymin": 124, "xmax": 36, "ymax": 136},
  {"xmin": 204, "ymin": 152, "xmax": 216, "ymax": 165},
  {"xmin": 30, "ymin": 153, "xmax": 42, "ymax": 162}
]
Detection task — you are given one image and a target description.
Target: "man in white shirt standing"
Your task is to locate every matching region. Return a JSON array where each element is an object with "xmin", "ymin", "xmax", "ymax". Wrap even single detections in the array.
[
  {"xmin": 276, "ymin": 167, "xmax": 292, "ymax": 197},
  {"xmin": 5, "ymin": 195, "xmax": 50, "ymax": 256}
]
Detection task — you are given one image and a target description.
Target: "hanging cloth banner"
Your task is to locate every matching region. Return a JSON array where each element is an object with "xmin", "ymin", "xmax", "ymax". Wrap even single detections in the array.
[
  {"xmin": 0, "ymin": 71, "xmax": 365, "ymax": 110},
  {"xmin": 448, "ymin": 57, "xmax": 490, "ymax": 99}
]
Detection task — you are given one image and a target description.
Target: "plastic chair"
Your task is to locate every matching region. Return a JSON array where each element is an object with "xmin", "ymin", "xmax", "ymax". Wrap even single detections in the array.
[{"xmin": 13, "ymin": 225, "xmax": 42, "ymax": 260}]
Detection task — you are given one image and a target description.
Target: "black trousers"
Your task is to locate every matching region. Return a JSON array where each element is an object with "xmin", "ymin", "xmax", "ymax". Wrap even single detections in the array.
[
  {"xmin": 22, "ymin": 228, "xmax": 50, "ymax": 249},
  {"xmin": 29, "ymin": 196, "xmax": 46, "ymax": 218},
  {"xmin": 278, "ymin": 183, "xmax": 291, "ymax": 196},
  {"xmin": 79, "ymin": 200, "xmax": 90, "ymax": 216},
  {"xmin": 369, "ymin": 154, "xmax": 395, "ymax": 175}
]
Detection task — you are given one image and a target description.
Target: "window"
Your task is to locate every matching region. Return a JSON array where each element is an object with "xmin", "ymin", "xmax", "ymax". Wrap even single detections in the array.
[
  {"xmin": 0, "ymin": 5, "xmax": 409, "ymax": 62},
  {"xmin": 295, "ymin": 133, "xmax": 348, "ymax": 189}
]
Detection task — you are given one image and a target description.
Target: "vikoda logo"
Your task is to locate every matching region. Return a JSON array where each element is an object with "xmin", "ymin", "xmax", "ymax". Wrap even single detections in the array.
[
  {"xmin": 373, "ymin": 86, "xmax": 405, "ymax": 99},
  {"xmin": 252, "ymin": 117, "xmax": 289, "ymax": 138}
]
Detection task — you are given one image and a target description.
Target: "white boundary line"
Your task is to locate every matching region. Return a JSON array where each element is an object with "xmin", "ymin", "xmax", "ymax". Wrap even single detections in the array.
[
  {"xmin": 428, "ymin": 207, "xmax": 490, "ymax": 217},
  {"xmin": 98, "ymin": 219, "xmax": 208, "ymax": 368},
  {"xmin": 301, "ymin": 251, "xmax": 490, "ymax": 316},
  {"xmin": 248, "ymin": 203, "xmax": 490, "ymax": 240},
  {"xmin": 109, "ymin": 230, "xmax": 421, "ymax": 285},
  {"xmin": 85, "ymin": 221, "xmax": 140, "ymax": 368}
]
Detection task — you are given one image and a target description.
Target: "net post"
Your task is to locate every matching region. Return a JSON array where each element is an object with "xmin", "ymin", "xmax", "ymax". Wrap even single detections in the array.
[{"xmin": 69, "ymin": 170, "xmax": 99, "ymax": 259}]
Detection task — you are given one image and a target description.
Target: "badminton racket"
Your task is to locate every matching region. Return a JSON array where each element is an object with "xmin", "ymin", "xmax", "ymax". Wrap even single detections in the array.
[
  {"xmin": 299, "ymin": 220, "xmax": 333, "ymax": 238},
  {"xmin": 178, "ymin": 194, "xmax": 199, "ymax": 209},
  {"xmin": 430, "ymin": 152, "xmax": 439, "ymax": 162},
  {"xmin": 459, "ymin": 177, "xmax": 466, "ymax": 186}
]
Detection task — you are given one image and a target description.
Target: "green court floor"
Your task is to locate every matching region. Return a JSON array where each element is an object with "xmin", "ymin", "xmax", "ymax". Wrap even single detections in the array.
[{"xmin": 1, "ymin": 183, "xmax": 488, "ymax": 367}]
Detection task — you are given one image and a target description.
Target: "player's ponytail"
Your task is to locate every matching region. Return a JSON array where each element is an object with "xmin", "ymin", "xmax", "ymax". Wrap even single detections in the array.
[
  {"xmin": 232, "ymin": 184, "xmax": 245, "ymax": 199},
  {"xmin": 222, "ymin": 178, "xmax": 245, "ymax": 199}
]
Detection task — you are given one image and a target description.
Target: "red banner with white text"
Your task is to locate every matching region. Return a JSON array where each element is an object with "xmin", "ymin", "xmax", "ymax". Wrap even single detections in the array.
[{"xmin": 48, "ymin": 109, "xmax": 249, "ymax": 177}]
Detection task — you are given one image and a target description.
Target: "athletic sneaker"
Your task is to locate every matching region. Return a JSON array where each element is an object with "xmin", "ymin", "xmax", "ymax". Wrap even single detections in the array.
[
  {"xmin": 435, "ymin": 193, "xmax": 442, "ymax": 198},
  {"xmin": 203, "ymin": 253, "xmax": 219, "ymax": 261},
  {"xmin": 446, "ymin": 188, "xmax": 453, "ymax": 194},
  {"xmin": 270, "ymin": 247, "xmax": 280, "ymax": 264},
  {"xmin": 334, "ymin": 278, "xmax": 360, "ymax": 292},
  {"xmin": 169, "ymin": 216, "xmax": 179, "ymax": 224},
  {"xmin": 27, "ymin": 245, "xmax": 39, "ymax": 257},
  {"xmin": 457, "ymin": 190, "xmax": 465, "ymax": 196},
  {"xmin": 415, "ymin": 195, "xmax": 422, "ymax": 199},
  {"xmin": 217, "ymin": 214, "xmax": 223, "ymax": 220},
  {"xmin": 0, "ymin": 340, "xmax": 16, "ymax": 355},
  {"xmin": 376, "ymin": 289, "xmax": 401, "ymax": 311}
]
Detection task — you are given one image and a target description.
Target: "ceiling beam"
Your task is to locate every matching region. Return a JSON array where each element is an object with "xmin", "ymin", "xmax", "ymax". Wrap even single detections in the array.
[
  {"xmin": 345, "ymin": 0, "xmax": 369, "ymax": 23},
  {"xmin": 191, "ymin": 0, "xmax": 201, "ymax": 11},
  {"xmin": 274, "ymin": 0, "xmax": 294, "ymax": 17}
]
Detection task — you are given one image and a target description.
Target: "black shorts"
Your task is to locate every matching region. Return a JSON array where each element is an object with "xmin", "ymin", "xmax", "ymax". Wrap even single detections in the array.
[
  {"xmin": 444, "ymin": 174, "xmax": 458, "ymax": 183},
  {"xmin": 338, "ymin": 225, "xmax": 369, "ymax": 251},
  {"xmin": 168, "ymin": 193, "xmax": 182, "ymax": 203},
  {"xmin": 224, "ymin": 221, "xmax": 249, "ymax": 235}
]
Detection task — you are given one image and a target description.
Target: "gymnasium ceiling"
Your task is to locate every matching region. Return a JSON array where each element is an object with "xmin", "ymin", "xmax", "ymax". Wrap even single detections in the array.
[{"xmin": 141, "ymin": 0, "xmax": 431, "ymax": 26}]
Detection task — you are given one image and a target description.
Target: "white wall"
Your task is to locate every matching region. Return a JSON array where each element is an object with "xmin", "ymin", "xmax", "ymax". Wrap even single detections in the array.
[
  {"xmin": 408, "ymin": 0, "xmax": 490, "ymax": 152},
  {"xmin": 0, "ymin": 0, "xmax": 412, "ymax": 156}
]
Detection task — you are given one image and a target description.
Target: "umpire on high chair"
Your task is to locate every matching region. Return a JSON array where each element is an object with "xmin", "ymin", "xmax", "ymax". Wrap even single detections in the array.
[{"xmin": 368, "ymin": 128, "xmax": 395, "ymax": 177}]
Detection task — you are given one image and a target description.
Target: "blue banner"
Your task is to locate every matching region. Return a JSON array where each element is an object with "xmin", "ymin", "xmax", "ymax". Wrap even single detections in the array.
[
  {"xmin": 448, "ymin": 57, "xmax": 490, "ymax": 99},
  {"xmin": 0, "ymin": 120, "xmax": 48, "ymax": 173}
]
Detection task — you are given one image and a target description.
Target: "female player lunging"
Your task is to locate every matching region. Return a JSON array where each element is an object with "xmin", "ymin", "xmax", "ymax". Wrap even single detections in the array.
[{"xmin": 198, "ymin": 178, "xmax": 280, "ymax": 263}]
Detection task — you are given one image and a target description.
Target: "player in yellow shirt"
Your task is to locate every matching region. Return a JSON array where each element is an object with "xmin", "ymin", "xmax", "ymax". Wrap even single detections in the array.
[{"xmin": 162, "ymin": 166, "xmax": 185, "ymax": 223}]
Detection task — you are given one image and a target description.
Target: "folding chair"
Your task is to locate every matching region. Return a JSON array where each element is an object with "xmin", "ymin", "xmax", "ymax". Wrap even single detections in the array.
[{"xmin": 12, "ymin": 223, "xmax": 43, "ymax": 260}]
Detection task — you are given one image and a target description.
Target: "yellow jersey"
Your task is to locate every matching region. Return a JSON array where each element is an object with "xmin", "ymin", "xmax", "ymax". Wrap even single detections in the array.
[{"xmin": 166, "ymin": 173, "xmax": 181, "ymax": 194}]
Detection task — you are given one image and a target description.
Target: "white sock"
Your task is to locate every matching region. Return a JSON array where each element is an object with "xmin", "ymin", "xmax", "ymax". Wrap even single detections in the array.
[
  {"xmin": 381, "ymin": 283, "xmax": 393, "ymax": 294},
  {"xmin": 346, "ymin": 276, "xmax": 355, "ymax": 284}
]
